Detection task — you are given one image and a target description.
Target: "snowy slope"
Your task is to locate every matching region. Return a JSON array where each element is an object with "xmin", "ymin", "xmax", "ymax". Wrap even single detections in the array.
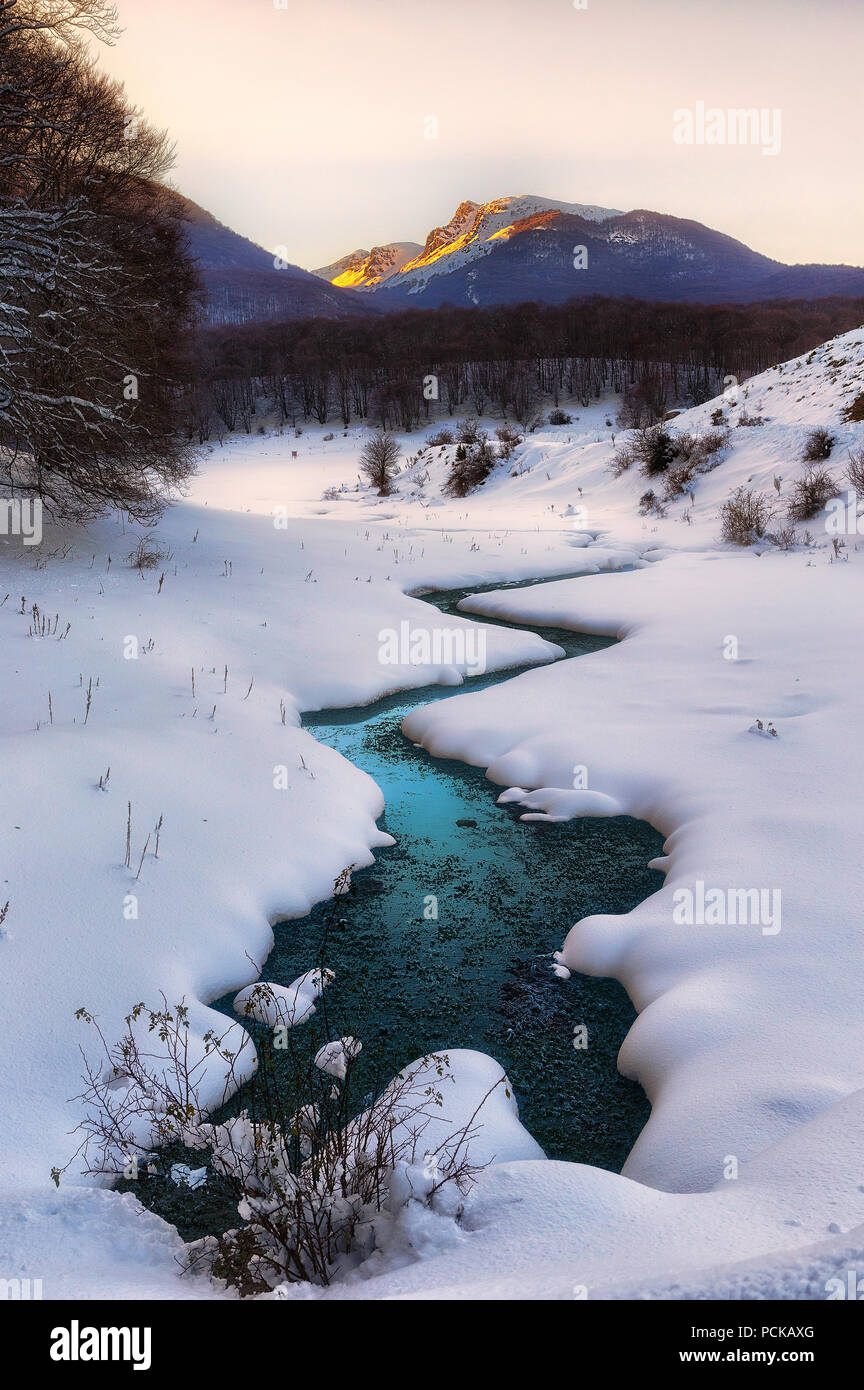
[{"xmin": 376, "ymin": 325, "xmax": 864, "ymax": 553}]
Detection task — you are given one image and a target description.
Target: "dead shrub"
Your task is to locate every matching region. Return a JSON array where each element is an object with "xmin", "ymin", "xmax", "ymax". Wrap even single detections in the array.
[
  {"xmin": 786, "ymin": 465, "xmax": 839, "ymax": 521},
  {"xmin": 127, "ymin": 537, "xmax": 164, "ymax": 571},
  {"xmin": 720, "ymin": 487, "xmax": 774, "ymax": 544},
  {"xmin": 802, "ymin": 427, "xmax": 835, "ymax": 462}
]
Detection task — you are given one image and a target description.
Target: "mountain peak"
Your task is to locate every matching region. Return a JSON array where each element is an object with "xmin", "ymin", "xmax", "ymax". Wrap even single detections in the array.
[
  {"xmin": 311, "ymin": 241, "xmax": 423, "ymax": 289},
  {"xmin": 314, "ymin": 194, "xmax": 624, "ymax": 295}
]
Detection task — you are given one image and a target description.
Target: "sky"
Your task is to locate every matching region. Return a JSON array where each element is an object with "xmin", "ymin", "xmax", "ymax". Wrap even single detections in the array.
[{"xmin": 92, "ymin": 0, "xmax": 864, "ymax": 271}]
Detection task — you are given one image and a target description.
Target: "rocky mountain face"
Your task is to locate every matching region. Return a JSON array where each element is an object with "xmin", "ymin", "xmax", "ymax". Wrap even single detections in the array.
[{"xmin": 312, "ymin": 241, "xmax": 423, "ymax": 289}]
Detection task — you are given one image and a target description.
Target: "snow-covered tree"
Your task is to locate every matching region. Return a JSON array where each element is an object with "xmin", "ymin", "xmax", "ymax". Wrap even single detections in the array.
[{"xmin": 0, "ymin": 1, "xmax": 199, "ymax": 520}]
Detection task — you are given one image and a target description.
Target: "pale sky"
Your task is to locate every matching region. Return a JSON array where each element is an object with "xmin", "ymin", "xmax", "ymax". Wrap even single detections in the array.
[{"xmin": 94, "ymin": 0, "xmax": 863, "ymax": 271}]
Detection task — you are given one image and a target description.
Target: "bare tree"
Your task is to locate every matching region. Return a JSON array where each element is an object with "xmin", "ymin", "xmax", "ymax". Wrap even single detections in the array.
[
  {"xmin": 0, "ymin": 0, "xmax": 119, "ymax": 45},
  {"xmin": 0, "ymin": 2, "xmax": 199, "ymax": 521},
  {"xmin": 509, "ymin": 364, "xmax": 541, "ymax": 430},
  {"xmin": 359, "ymin": 430, "xmax": 400, "ymax": 495}
]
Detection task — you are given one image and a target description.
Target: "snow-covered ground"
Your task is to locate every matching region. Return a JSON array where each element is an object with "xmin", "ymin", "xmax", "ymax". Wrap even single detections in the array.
[{"xmin": 2, "ymin": 329, "xmax": 864, "ymax": 1299}]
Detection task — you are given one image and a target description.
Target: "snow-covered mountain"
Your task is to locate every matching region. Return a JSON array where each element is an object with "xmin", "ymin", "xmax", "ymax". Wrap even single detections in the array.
[
  {"xmin": 175, "ymin": 188, "xmax": 864, "ymax": 323},
  {"xmin": 313, "ymin": 195, "xmax": 622, "ymax": 297},
  {"xmin": 311, "ymin": 241, "xmax": 423, "ymax": 289},
  {"xmin": 311, "ymin": 195, "xmax": 864, "ymax": 309}
]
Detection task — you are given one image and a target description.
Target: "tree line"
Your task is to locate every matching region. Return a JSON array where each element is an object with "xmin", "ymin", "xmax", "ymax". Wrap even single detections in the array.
[{"xmin": 184, "ymin": 295, "xmax": 864, "ymax": 441}]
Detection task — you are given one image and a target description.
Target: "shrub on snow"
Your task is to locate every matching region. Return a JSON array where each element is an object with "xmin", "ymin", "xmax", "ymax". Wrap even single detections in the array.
[
  {"xmin": 427, "ymin": 427, "xmax": 454, "ymax": 447},
  {"xmin": 720, "ymin": 487, "xmax": 775, "ymax": 545},
  {"xmin": 495, "ymin": 423, "xmax": 523, "ymax": 459},
  {"xmin": 456, "ymin": 416, "xmax": 482, "ymax": 446},
  {"xmin": 61, "ymin": 995, "xmax": 490, "ymax": 1294},
  {"xmin": 445, "ymin": 437, "xmax": 497, "ymax": 496},
  {"xmin": 786, "ymin": 465, "xmax": 840, "ymax": 521},
  {"xmin": 802, "ymin": 427, "xmax": 835, "ymax": 462}
]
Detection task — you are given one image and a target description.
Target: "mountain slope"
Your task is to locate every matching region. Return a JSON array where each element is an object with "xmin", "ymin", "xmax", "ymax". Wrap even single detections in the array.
[{"xmin": 171, "ymin": 194, "xmax": 374, "ymax": 324}]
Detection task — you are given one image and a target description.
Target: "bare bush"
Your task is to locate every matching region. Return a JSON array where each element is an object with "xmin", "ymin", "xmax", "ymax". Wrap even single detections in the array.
[
  {"xmin": 445, "ymin": 437, "xmax": 496, "ymax": 496},
  {"xmin": 456, "ymin": 417, "xmax": 481, "ymax": 446},
  {"xmin": 611, "ymin": 423, "xmax": 677, "ymax": 479},
  {"xmin": 127, "ymin": 536, "xmax": 164, "ymax": 571},
  {"xmin": 61, "ymin": 991, "xmax": 493, "ymax": 1292},
  {"xmin": 57, "ymin": 873, "xmax": 496, "ymax": 1294},
  {"xmin": 786, "ymin": 465, "xmax": 839, "ymax": 521},
  {"xmin": 638, "ymin": 489, "xmax": 666, "ymax": 517},
  {"xmin": 720, "ymin": 487, "xmax": 775, "ymax": 545},
  {"xmin": 662, "ymin": 428, "xmax": 729, "ymax": 499},
  {"xmin": 802, "ymin": 427, "xmax": 835, "ymax": 462},
  {"xmin": 427, "ymin": 428, "xmax": 454, "ymax": 447},
  {"xmin": 689, "ymin": 428, "xmax": 729, "ymax": 465},
  {"xmin": 769, "ymin": 522, "xmax": 798, "ymax": 551},
  {"xmin": 610, "ymin": 438, "xmax": 638, "ymax": 477},
  {"xmin": 662, "ymin": 463, "xmax": 696, "ymax": 501},
  {"xmin": 639, "ymin": 425, "xmax": 675, "ymax": 477},
  {"xmin": 495, "ymin": 423, "xmax": 522, "ymax": 459}
]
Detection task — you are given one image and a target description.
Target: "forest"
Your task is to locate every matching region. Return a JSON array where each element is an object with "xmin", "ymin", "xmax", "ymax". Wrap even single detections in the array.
[{"xmin": 184, "ymin": 294, "xmax": 864, "ymax": 440}]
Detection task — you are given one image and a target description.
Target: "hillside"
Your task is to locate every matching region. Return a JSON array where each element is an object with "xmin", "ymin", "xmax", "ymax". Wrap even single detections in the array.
[
  {"xmin": 170, "ymin": 194, "xmax": 375, "ymax": 324},
  {"xmin": 356, "ymin": 325, "xmax": 864, "ymax": 551}
]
